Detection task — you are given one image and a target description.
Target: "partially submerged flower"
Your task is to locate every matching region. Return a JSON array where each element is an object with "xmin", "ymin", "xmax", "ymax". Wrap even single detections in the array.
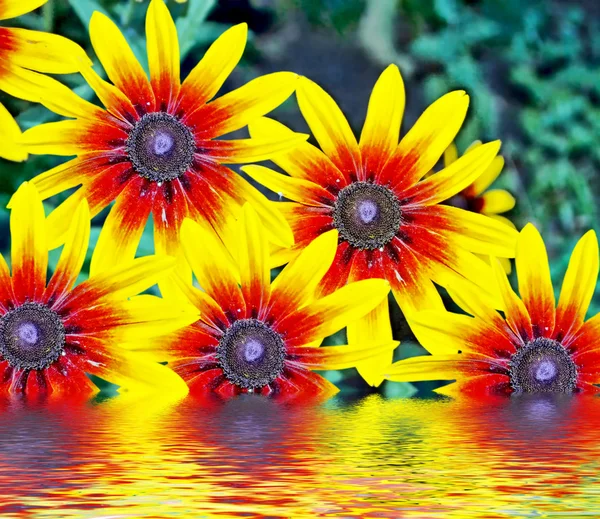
[
  {"xmin": 0, "ymin": 182, "xmax": 196, "ymax": 395},
  {"xmin": 384, "ymin": 224, "xmax": 600, "ymax": 397},
  {"xmin": 135, "ymin": 205, "xmax": 396, "ymax": 399},
  {"xmin": 21, "ymin": 0, "xmax": 301, "ymax": 286}
]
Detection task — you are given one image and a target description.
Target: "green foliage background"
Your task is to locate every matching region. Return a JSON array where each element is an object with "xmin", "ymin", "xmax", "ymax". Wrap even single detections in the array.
[{"xmin": 0, "ymin": 0, "xmax": 598, "ymax": 395}]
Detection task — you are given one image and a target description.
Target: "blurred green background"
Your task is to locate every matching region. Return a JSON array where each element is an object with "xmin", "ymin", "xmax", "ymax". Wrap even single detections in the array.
[{"xmin": 0, "ymin": 0, "xmax": 598, "ymax": 395}]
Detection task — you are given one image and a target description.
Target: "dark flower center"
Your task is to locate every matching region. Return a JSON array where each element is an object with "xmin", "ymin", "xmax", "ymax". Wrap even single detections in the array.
[
  {"xmin": 126, "ymin": 112, "xmax": 195, "ymax": 182},
  {"xmin": 509, "ymin": 337, "xmax": 577, "ymax": 394},
  {"xmin": 0, "ymin": 303, "xmax": 65, "ymax": 370},
  {"xmin": 217, "ymin": 319, "xmax": 286, "ymax": 390},
  {"xmin": 333, "ymin": 182, "xmax": 401, "ymax": 250}
]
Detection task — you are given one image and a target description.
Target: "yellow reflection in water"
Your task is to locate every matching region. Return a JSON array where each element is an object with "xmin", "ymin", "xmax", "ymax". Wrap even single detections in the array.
[{"xmin": 1, "ymin": 393, "xmax": 599, "ymax": 517}]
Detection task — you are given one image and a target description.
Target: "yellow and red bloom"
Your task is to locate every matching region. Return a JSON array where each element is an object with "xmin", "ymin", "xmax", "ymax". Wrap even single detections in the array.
[
  {"xmin": 0, "ymin": 182, "xmax": 196, "ymax": 395},
  {"xmin": 246, "ymin": 66, "xmax": 517, "ymax": 313},
  {"xmin": 137, "ymin": 205, "xmax": 396, "ymax": 399},
  {"xmin": 384, "ymin": 224, "xmax": 600, "ymax": 397},
  {"xmin": 245, "ymin": 65, "xmax": 518, "ymax": 385},
  {"xmin": 22, "ymin": 0, "xmax": 302, "ymax": 278}
]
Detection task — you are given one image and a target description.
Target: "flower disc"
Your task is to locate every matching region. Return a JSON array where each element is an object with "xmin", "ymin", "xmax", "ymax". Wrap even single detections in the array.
[
  {"xmin": 0, "ymin": 303, "xmax": 65, "ymax": 371},
  {"xmin": 509, "ymin": 338, "xmax": 577, "ymax": 394},
  {"xmin": 333, "ymin": 181, "xmax": 401, "ymax": 250},
  {"xmin": 217, "ymin": 319, "xmax": 286, "ymax": 389},
  {"xmin": 126, "ymin": 112, "xmax": 195, "ymax": 182}
]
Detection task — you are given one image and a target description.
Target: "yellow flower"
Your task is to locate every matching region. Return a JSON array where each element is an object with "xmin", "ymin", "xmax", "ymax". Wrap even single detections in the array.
[
  {"xmin": 384, "ymin": 224, "xmax": 600, "ymax": 397},
  {"xmin": 130, "ymin": 205, "xmax": 396, "ymax": 399},
  {"xmin": 20, "ymin": 0, "xmax": 301, "ymax": 292},
  {"xmin": 244, "ymin": 65, "xmax": 518, "ymax": 386},
  {"xmin": 0, "ymin": 182, "xmax": 197, "ymax": 395},
  {"xmin": 0, "ymin": 0, "xmax": 89, "ymax": 162}
]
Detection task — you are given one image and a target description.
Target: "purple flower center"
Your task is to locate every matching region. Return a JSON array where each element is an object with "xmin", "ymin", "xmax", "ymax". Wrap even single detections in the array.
[
  {"xmin": 127, "ymin": 112, "xmax": 195, "ymax": 182},
  {"xmin": 217, "ymin": 319, "xmax": 286, "ymax": 390},
  {"xmin": 509, "ymin": 337, "xmax": 577, "ymax": 394},
  {"xmin": 0, "ymin": 303, "xmax": 65, "ymax": 370},
  {"xmin": 333, "ymin": 181, "xmax": 402, "ymax": 250}
]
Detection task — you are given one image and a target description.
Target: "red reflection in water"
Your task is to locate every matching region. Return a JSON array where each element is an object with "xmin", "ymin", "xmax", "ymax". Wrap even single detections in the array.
[{"xmin": 0, "ymin": 393, "xmax": 599, "ymax": 517}]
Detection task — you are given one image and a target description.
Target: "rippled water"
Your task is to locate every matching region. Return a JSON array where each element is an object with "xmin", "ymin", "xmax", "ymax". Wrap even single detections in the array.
[{"xmin": 1, "ymin": 391, "xmax": 599, "ymax": 517}]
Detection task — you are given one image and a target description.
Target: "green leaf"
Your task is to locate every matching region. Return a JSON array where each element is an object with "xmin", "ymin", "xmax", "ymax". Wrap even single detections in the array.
[{"xmin": 177, "ymin": 0, "xmax": 218, "ymax": 58}]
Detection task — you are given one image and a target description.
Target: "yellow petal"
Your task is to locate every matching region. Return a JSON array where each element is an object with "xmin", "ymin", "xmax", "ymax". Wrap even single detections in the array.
[
  {"xmin": 405, "ymin": 140, "xmax": 501, "ymax": 206},
  {"xmin": 146, "ymin": 0, "xmax": 180, "ymax": 105},
  {"xmin": 390, "ymin": 91, "xmax": 469, "ymax": 188},
  {"xmin": 202, "ymin": 72, "xmax": 298, "ymax": 137},
  {"xmin": 516, "ymin": 224, "xmax": 555, "ymax": 336},
  {"xmin": 408, "ymin": 310, "xmax": 476, "ymax": 356},
  {"xmin": 384, "ymin": 354, "xmax": 470, "ymax": 383},
  {"xmin": 180, "ymin": 217, "xmax": 243, "ymax": 310},
  {"xmin": 89, "ymin": 11, "xmax": 153, "ymax": 106},
  {"xmin": 30, "ymin": 156, "xmax": 87, "ymax": 199},
  {"xmin": 116, "ymin": 295, "xmax": 199, "ymax": 341},
  {"xmin": 471, "ymin": 155, "xmax": 504, "ymax": 196},
  {"xmin": 286, "ymin": 279, "xmax": 390, "ymax": 344},
  {"xmin": 83, "ymin": 256, "xmax": 176, "ymax": 301},
  {"xmin": 359, "ymin": 64, "xmax": 404, "ymax": 171},
  {"xmin": 430, "ymin": 205, "xmax": 517, "ymax": 258},
  {"xmin": 347, "ymin": 298, "xmax": 394, "ymax": 387},
  {"xmin": 480, "ymin": 189, "xmax": 515, "ymax": 215},
  {"xmin": 19, "ymin": 72, "xmax": 101, "ymax": 120},
  {"xmin": 10, "ymin": 182, "xmax": 47, "ymax": 299},
  {"xmin": 0, "ymin": 101, "xmax": 26, "ymax": 161},
  {"xmin": 112, "ymin": 351, "xmax": 189, "ymax": 396},
  {"xmin": 0, "ymin": 0, "xmax": 46, "ymax": 20},
  {"xmin": 249, "ymin": 116, "xmax": 347, "ymax": 185},
  {"xmin": 270, "ymin": 229, "xmax": 338, "ymax": 317},
  {"xmin": 242, "ymin": 164, "xmax": 334, "ymax": 206},
  {"xmin": 238, "ymin": 204, "xmax": 270, "ymax": 316},
  {"xmin": 45, "ymin": 199, "xmax": 90, "ymax": 302},
  {"xmin": 89, "ymin": 180, "xmax": 151, "ymax": 277},
  {"xmin": 443, "ymin": 142, "xmax": 458, "ymax": 167},
  {"xmin": 555, "ymin": 230, "xmax": 599, "ymax": 341},
  {"xmin": 201, "ymin": 134, "xmax": 308, "ymax": 164},
  {"xmin": 296, "ymin": 76, "xmax": 360, "ymax": 172},
  {"xmin": 491, "ymin": 257, "xmax": 532, "ymax": 340},
  {"xmin": 180, "ymin": 23, "xmax": 247, "ymax": 105},
  {"xmin": 21, "ymin": 120, "xmax": 89, "ymax": 156},
  {"xmin": 1, "ymin": 27, "xmax": 90, "ymax": 74},
  {"xmin": 295, "ymin": 340, "xmax": 399, "ymax": 371},
  {"xmin": 226, "ymin": 174, "xmax": 294, "ymax": 249}
]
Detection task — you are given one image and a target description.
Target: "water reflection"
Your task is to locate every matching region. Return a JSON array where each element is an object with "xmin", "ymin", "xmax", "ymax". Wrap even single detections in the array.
[{"xmin": 0, "ymin": 392, "xmax": 599, "ymax": 517}]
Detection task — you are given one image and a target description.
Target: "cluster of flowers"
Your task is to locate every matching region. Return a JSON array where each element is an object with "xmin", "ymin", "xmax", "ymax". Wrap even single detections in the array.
[{"xmin": 0, "ymin": 0, "xmax": 598, "ymax": 399}]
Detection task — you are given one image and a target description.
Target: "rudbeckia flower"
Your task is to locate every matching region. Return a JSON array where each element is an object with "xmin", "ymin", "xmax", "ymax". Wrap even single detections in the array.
[
  {"xmin": 244, "ymin": 65, "xmax": 518, "ymax": 385},
  {"xmin": 443, "ymin": 141, "xmax": 516, "ymax": 272},
  {"xmin": 0, "ymin": 182, "xmax": 196, "ymax": 395},
  {"xmin": 22, "ymin": 0, "xmax": 302, "ymax": 279},
  {"xmin": 136, "ymin": 205, "xmax": 396, "ymax": 399},
  {"xmin": 384, "ymin": 224, "xmax": 600, "ymax": 397},
  {"xmin": 0, "ymin": 0, "xmax": 89, "ymax": 162}
]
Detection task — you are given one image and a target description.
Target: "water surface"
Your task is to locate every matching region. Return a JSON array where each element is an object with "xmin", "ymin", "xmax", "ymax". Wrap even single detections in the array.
[{"xmin": 0, "ymin": 392, "xmax": 598, "ymax": 517}]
